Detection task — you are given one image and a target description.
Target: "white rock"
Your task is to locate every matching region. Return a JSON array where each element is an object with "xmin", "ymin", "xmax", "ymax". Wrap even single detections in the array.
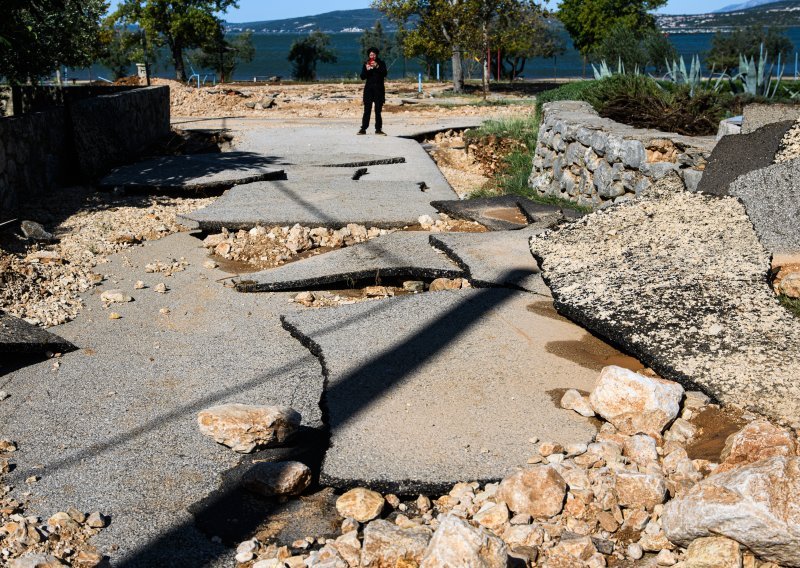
[
  {"xmin": 627, "ymin": 543, "xmax": 644, "ymax": 560},
  {"xmin": 336, "ymin": 488, "xmax": 385, "ymax": 523},
  {"xmin": 420, "ymin": 514, "xmax": 507, "ymax": 568},
  {"xmin": 560, "ymin": 389, "xmax": 595, "ymax": 417},
  {"xmin": 196, "ymin": 404, "xmax": 301, "ymax": 453},
  {"xmin": 100, "ymin": 289, "xmax": 132, "ymax": 304},
  {"xmin": 589, "ymin": 366, "xmax": 684, "ymax": 435},
  {"xmin": 497, "ymin": 466, "xmax": 567, "ymax": 518},
  {"xmin": 662, "ymin": 456, "xmax": 800, "ymax": 566},
  {"xmin": 361, "ymin": 519, "xmax": 431, "ymax": 568},
  {"xmin": 243, "ymin": 461, "xmax": 312, "ymax": 496}
]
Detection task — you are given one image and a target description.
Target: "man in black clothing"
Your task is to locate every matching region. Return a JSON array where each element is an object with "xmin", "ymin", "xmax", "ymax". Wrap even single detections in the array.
[{"xmin": 358, "ymin": 47, "xmax": 388, "ymax": 135}]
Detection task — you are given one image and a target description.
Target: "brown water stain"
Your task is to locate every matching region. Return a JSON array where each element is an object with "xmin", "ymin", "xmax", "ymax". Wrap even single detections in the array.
[
  {"xmin": 685, "ymin": 406, "xmax": 747, "ymax": 462},
  {"xmin": 526, "ymin": 300, "xmax": 568, "ymax": 322},
  {"xmin": 546, "ymin": 334, "xmax": 645, "ymax": 373},
  {"xmin": 483, "ymin": 207, "xmax": 528, "ymax": 225}
]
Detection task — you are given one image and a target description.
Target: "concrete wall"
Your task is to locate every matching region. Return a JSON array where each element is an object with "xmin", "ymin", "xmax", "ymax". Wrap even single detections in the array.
[
  {"xmin": 0, "ymin": 109, "xmax": 67, "ymax": 216},
  {"xmin": 0, "ymin": 86, "xmax": 170, "ymax": 218},
  {"xmin": 71, "ymin": 86, "xmax": 171, "ymax": 177},
  {"xmin": 529, "ymin": 101, "xmax": 716, "ymax": 209}
]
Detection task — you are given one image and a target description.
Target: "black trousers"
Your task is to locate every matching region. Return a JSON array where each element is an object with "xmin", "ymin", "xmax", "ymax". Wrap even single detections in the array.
[{"xmin": 361, "ymin": 99, "xmax": 383, "ymax": 131}]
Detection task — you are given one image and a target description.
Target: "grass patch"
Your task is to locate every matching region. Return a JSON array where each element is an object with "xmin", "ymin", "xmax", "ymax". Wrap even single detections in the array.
[
  {"xmin": 779, "ymin": 295, "xmax": 800, "ymax": 318},
  {"xmin": 464, "ymin": 114, "xmax": 540, "ymax": 151}
]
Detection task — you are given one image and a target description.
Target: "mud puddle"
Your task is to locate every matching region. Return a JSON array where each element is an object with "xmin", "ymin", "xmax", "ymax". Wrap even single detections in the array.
[
  {"xmin": 483, "ymin": 207, "xmax": 528, "ymax": 225},
  {"xmin": 685, "ymin": 406, "xmax": 748, "ymax": 462},
  {"xmin": 545, "ymin": 333, "xmax": 645, "ymax": 373}
]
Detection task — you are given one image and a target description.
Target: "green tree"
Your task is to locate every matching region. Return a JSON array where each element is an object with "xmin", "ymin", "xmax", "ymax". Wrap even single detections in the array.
[
  {"xmin": 374, "ymin": 0, "xmax": 473, "ymax": 93},
  {"xmin": 494, "ymin": 2, "xmax": 557, "ymax": 80},
  {"xmin": 287, "ymin": 31, "xmax": 338, "ymax": 81},
  {"xmin": 189, "ymin": 27, "xmax": 255, "ymax": 82},
  {"xmin": 359, "ymin": 21, "xmax": 398, "ymax": 62},
  {"xmin": 98, "ymin": 24, "xmax": 162, "ymax": 80},
  {"xmin": 643, "ymin": 29, "xmax": 677, "ymax": 75},
  {"xmin": 558, "ymin": 0, "xmax": 667, "ymax": 74},
  {"xmin": 707, "ymin": 26, "xmax": 793, "ymax": 72},
  {"xmin": 0, "ymin": 0, "xmax": 107, "ymax": 84},
  {"xmin": 113, "ymin": 0, "xmax": 238, "ymax": 82}
]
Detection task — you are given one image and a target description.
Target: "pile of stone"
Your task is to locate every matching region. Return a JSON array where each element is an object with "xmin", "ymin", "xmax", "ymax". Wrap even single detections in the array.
[
  {"xmin": 206, "ymin": 365, "xmax": 799, "ymax": 568},
  {"xmin": 0, "ymin": 192, "xmax": 212, "ymax": 327},
  {"xmin": 202, "ymin": 224, "xmax": 389, "ymax": 270},
  {"xmin": 0, "ymin": 436, "xmax": 108, "ymax": 567}
]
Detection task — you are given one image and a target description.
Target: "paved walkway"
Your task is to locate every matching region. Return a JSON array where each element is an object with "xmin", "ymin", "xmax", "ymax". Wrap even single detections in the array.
[{"xmin": 2, "ymin": 114, "xmax": 638, "ymax": 566}]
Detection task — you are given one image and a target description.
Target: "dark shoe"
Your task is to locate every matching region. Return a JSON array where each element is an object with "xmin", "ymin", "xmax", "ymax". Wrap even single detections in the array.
[
  {"xmin": 357, "ymin": 129, "xmax": 366, "ymax": 135},
  {"xmin": 375, "ymin": 130, "xmax": 387, "ymax": 136}
]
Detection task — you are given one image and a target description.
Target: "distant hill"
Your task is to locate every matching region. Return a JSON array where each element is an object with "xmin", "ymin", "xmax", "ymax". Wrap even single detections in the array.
[
  {"xmin": 656, "ymin": 0, "xmax": 800, "ymax": 33},
  {"xmin": 224, "ymin": 8, "xmax": 397, "ymax": 34},
  {"xmin": 713, "ymin": 0, "xmax": 781, "ymax": 13}
]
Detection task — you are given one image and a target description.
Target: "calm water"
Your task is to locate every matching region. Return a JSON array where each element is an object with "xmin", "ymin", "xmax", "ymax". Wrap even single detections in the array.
[{"xmin": 70, "ymin": 28, "xmax": 800, "ymax": 83}]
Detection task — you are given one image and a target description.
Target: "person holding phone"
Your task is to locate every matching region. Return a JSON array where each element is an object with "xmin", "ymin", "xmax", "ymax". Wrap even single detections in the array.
[{"xmin": 358, "ymin": 47, "xmax": 388, "ymax": 135}]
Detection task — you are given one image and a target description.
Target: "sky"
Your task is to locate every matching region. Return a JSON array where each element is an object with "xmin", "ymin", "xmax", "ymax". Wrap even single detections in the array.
[{"xmin": 105, "ymin": 0, "xmax": 743, "ymax": 22}]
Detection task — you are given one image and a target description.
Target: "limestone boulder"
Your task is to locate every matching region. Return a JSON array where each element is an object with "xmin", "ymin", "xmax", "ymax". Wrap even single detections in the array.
[
  {"xmin": 336, "ymin": 488, "xmax": 385, "ymax": 523},
  {"xmin": 9, "ymin": 554, "xmax": 64, "ymax": 568},
  {"xmin": 196, "ymin": 404, "xmax": 301, "ymax": 453},
  {"xmin": 683, "ymin": 537, "xmax": 741, "ymax": 568},
  {"xmin": 623, "ymin": 434, "xmax": 659, "ymax": 467},
  {"xmin": 716, "ymin": 420, "xmax": 798, "ymax": 474},
  {"xmin": 361, "ymin": 520, "xmax": 431, "ymax": 568},
  {"xmin": 615, "ymin": 471, "xmax": 668, "ymax": 511},
  {"xmin": 420, "ymin": 515, "xmax": 507, "ymax": 568},
  {"xmin": 662, "ymin": 456, "xmax": 800, "ymax": 566},
  {"xmin": 497, "ymin": 466, "xmax": 567, "ymax": 519},
  {"xmin": 560, "ymin": 389, "xmax": 595, "ymax": 417},
  {"xmin": 589, "ymin": 366, "xmax": 683, "ymax": 436},
  {"xmin": 242, "ymin": 461, "xmax": 311, "ymax": 497}
]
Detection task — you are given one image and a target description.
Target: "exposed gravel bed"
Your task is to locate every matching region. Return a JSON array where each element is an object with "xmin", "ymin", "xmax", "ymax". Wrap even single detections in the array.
[{"xmin": 0, "ymin": 189, "xmax": 213, "ymax": 327}]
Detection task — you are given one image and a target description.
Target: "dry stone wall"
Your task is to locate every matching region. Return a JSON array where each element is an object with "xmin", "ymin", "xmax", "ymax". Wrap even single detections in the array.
[
  {"xmin": 71, "ymin": 86, "xmax": 170, "ymax": 177},
  {"xmin": 529, "ymin": 101, "xmax": 715, "ymax": 209},
  {"xmin": 0, "ymin": 86, "xmax": 170, "ymax": 218},
  {"xmin": 0, "ymin": 109, "xmax": 67, "ymax": 217}
]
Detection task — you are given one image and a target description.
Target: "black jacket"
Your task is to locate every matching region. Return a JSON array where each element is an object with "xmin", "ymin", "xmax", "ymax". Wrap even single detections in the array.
[{"xmin": 361, "ymin": 58, "xmax": 387, "ymax": 103}]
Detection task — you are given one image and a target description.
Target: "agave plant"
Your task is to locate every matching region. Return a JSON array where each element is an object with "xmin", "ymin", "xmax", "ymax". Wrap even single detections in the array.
[
  {"xmin": 591, "ymin": 57, "xmax": 637, "ymax": 80},
  {"xmin": 734, "ymin": 44, "xmax": 784, "ymax": 98},
  {"xmin": 664, "ymin": 55, "xmax": 727, "ymax": 97}
]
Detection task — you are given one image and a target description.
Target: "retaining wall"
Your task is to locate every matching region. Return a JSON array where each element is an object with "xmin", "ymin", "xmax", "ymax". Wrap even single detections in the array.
[
  {"xmin": 0, "ymin": 109, "xmax": 67, "ymax": 215},
  {"xmin": 0, "ymin": 86, "xmax": 170, "ymax": 218},
  {"xmin": 71, "ymin": 86, "xmax": 171, "ymax": 177},
  {"xmin": 529, "ymin": 101, "xmax": 716, "ymax": 209}
]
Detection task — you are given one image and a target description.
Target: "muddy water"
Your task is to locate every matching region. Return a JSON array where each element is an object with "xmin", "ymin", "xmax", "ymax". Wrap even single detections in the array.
[
  {"xmin": 546, "ymin": 335, "xmax": 645, "ymax": 373},
  {"xmin": 686, "ymin": 406, "xmax": 747, "ymax": 462},
  {"xmin": 482, "ymin": 207, "xmax": 528, "ymax": 225}
]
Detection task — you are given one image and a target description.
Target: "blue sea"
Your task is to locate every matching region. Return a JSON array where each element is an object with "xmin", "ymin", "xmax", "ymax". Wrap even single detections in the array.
[{"xmin": 69, "ymin": 28, "xmax": 800, "ymax": 83}]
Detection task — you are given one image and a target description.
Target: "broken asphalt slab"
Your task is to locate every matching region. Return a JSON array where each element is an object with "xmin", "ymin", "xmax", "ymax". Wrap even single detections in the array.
[
  {"xmin": 695, "ymin": 121, "xmax": 793, "ymax": 196},
  {"xmin": 430, "ymin": 195, "xmax": 574, "ymax": 231},
  {"xmin": 0, "ymin": 232, "xmax": 326, "ymax": 566},
  {"xmin": 282, "ymin": 289, "xmax": 618, "ymax": 494},
  {"xmin": 430, "ymin": 225, "xmax": 554, "ymax": 294},
  {"xmin": 236, "ymin": 232, "xmax": 462, "ymax": 292},
  {"xmin": 0, "ymin": 312, "xmax": 76, "ymax": 354},
  {"xmin": 99, "ymin": 152, "xmax": 286, "ymax": 192},
  {"xmin": 179, "ymin": 176, "xmax": 452, "ymax": 230},
  {"xmin": 530, "ymin": 176, "xmax": 800, "ymax": 423},
  {"xmin": 729, "ymin": 157, "xmax": 800, "ymax": 257}
]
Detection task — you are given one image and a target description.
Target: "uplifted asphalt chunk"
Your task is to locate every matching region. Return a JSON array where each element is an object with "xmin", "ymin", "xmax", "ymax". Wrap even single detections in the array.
[
  {"xmin": 696, "ymin": 121, "xmax": 793, "ymax": 196},
  {"xmin": 99, "ymin": 152, "xmax": 286, "ymax": 192},
  {"xmin": 429, "ymin": 224, "xmax": 555, "ymax": 294},
  {"xmin": 729, "ymin": 157, "xmax": 800, "ymax": 257},
  {"xmin": 742, "ymin": 103, "xmax": 800, "ymax": 134},
  {"xmin": 0, "ymin": 312, "xmax": 75, "ymax": 354},
  {"xmin": 179, "ymin": 175, "xmax": 452, "ymax": 230},
  {"xmin": 282, "ymin": 289, "xmax": 611, "ymax": 494},
  {"xmin": 531, "ymin": 176, "xmax": 800, "ymax": 423},
  {"xmin": 430, "ymin": 195, "xmax": 568, "ymax": 231},
  {"xmin": 236, "ymin": 232, "xmax": 462, "ymax": 292}
]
